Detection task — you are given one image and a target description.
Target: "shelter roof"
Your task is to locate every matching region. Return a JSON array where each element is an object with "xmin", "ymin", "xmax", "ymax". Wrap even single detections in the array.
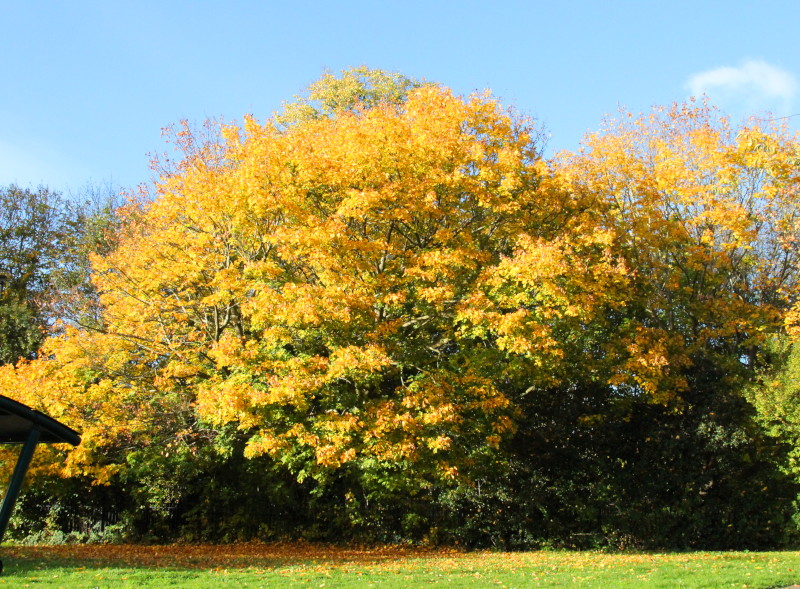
[{"xmin": 0, "ymin": 396, "xmax": 80, "ymax": 445}]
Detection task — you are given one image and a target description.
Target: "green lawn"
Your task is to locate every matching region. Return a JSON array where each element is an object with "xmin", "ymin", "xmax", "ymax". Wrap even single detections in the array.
[{"xmin": 0, "ymin": 544, "xmax": 798, "ymax": 588}]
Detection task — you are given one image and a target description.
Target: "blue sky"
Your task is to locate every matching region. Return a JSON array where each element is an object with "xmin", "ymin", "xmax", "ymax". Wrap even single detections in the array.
[{"xmin": 2, "ymin": 0, "xmax": 799, "ymax": 194}]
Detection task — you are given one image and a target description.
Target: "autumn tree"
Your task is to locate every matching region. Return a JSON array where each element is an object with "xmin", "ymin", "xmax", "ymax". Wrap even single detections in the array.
[
  {"xmin": 0, "ymin": 70, "xmax": 628, "ymax": 531},
  {"xmin": 95, "ymin": 87, "xmax": 560, "ymax": 487}
]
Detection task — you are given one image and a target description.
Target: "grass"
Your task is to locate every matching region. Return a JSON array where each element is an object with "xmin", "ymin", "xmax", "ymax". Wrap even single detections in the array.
[{"xmin": 0, "ymin": 543, "xmax": 798, "ymax": 588}]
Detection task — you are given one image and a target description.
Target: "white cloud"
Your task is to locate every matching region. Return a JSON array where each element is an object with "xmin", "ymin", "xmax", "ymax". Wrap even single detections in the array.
[{"xmin": 685, "ymin": 59, "xmax": 798, "ymax": 117}]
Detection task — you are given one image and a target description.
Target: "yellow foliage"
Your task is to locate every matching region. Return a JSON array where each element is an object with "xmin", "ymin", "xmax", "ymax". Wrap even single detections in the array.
[{"xmin": 556, "ymin": 100, "xmax": 800, "ymax": 400}]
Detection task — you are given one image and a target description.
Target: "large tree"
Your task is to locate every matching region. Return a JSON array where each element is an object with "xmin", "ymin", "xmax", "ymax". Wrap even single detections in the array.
[{"xmin": 0, "ymin": 76, "xmax": 624, "ymax": 517}]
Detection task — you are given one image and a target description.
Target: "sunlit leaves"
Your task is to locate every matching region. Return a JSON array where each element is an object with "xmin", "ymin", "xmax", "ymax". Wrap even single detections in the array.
[
  {"xmin": 556, "ymin": 100, "xmax": 800, "ymax": 401},
  {"xmin": 3, "ymin": 73, "xmax": 800, "ymax": 520}
]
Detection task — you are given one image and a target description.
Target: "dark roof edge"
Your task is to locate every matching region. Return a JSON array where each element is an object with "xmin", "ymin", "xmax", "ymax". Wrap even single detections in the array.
[{"xmin": 0, "ymin": 395, "xmax": 81, "ymax": 446}]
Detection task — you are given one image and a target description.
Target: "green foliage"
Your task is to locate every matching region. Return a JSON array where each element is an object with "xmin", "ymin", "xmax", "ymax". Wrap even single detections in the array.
[
  {"xmin": 747, "ymin": 338, "xmax": 800, "ymax": 481},
  {"xmin": 0, "ymin": 298, "xmax": 42, "ymax": 366},
  {"xmin": 0, "ymin": 182, "xmax": 124, "ymax": 363},
  {"xmin": 434, "ymin": 374, "xmax": 796, "ymax": 550},
  {"xmin": 0, "ymin": 186, "xmax": 50, "ymax": 357},
  {"xmin": 0, "ymin": 185, "xmax": 70, "ymax": 363},
  {"xmin": 8, "ymin": 478, "xmax": 130, "ymax": 544}
]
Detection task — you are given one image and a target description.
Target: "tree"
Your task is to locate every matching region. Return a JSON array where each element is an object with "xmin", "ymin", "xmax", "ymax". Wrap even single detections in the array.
[
  {"xmin": 0, "ymin": 74, "xmax": 625, "ymax": 524},
  {"xmin": 0, "ymin": 181, "xmax": 127, "ymax": 365},
  {"xmin": 747, "ymin": 337, "xmax": 800, "ymax": 482},
  {"xmin": 0, "ymin": 185, "xmax": 70, "ymax": 364},
  {"xmin": 53, "ymin": 180, "xmax": 126, "ymax": 330}
]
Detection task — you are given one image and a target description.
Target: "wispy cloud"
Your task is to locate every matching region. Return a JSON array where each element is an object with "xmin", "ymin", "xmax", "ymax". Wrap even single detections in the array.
[{"xmin": 685, "ymin": 59, "xmax": 798, "ymax": 117}]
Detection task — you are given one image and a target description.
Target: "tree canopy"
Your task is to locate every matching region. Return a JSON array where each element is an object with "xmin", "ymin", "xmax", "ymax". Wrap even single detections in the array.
[{"xmin": 2, "ymin": 70, "xmax": 800, "ymax": 548}]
